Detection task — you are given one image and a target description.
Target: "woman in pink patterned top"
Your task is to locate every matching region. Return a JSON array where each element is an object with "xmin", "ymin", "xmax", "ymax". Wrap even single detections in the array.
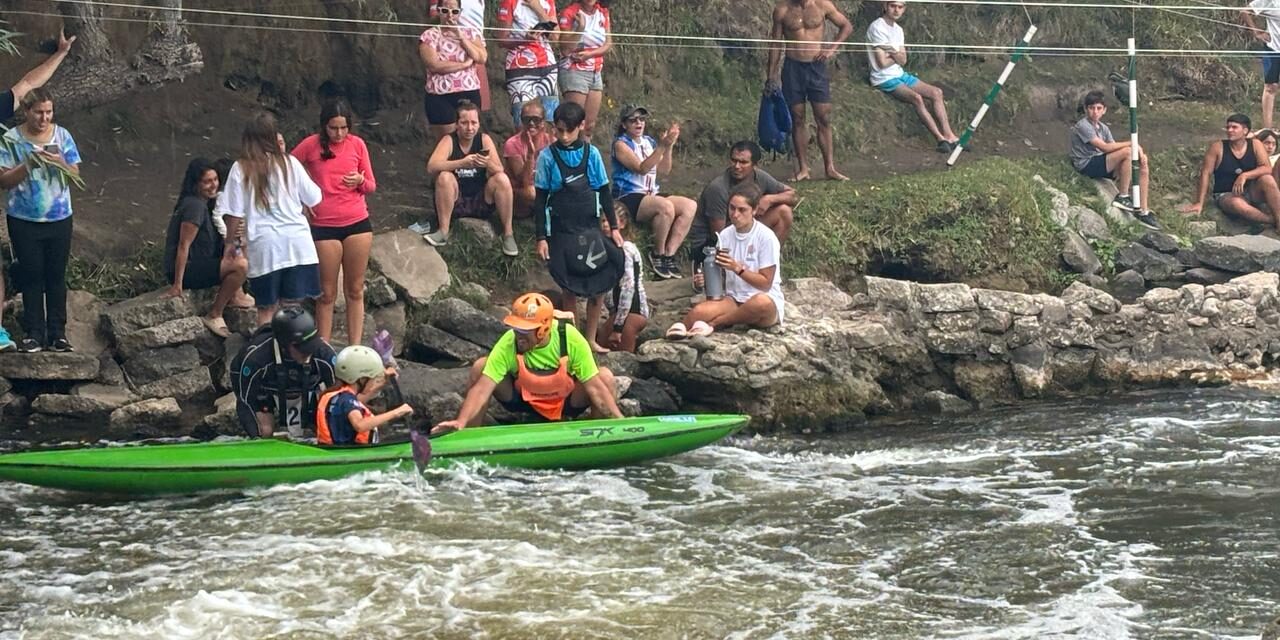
[
  {"xmin": 557, "ymin": 0, "xmax": 613, "ymax": 141},
  {"xmin": 419, "ymin": 0, "xmax": 488, "ymax": 141}
]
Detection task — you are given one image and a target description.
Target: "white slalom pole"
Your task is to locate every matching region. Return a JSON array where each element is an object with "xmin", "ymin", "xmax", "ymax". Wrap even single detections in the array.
[
  {"xmin": 947, "ymin": 25, "xmax": 1038, "ymax": 166},
  {"xmin": 1128, "ymin": 37, "xmax": 1141, "ymax": 213}
]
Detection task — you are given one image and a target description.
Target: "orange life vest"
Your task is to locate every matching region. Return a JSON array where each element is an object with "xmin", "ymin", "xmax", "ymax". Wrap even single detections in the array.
[
  {"xmin": 315, "ymin": 386, "xmax": 373, "ymax": 445},
  {"xmin": 513, "ymin": 322, "xmax": 577, "ymax": 421}
]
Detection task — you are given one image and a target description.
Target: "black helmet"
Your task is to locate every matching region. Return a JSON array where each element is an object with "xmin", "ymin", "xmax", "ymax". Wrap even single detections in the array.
[{"xmin": 270, "ymin": 306, "xmax": 322, "ymax": 355}]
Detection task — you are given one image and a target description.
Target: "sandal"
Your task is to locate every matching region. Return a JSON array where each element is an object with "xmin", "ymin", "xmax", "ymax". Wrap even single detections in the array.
[
  {"xmin": 230, "ymin": 292, "xmax": 256, "ymax": 309},
  {"xmin": 664, "ymin": 322, "xmax": 688, "ymax": 340},
  {"xmin": 201, "ymin": 316, "xmax": 231, "ymax": 338},
  {"xmin": 688, "ymin": 320, "xmax": 715, "ymax": 337}
]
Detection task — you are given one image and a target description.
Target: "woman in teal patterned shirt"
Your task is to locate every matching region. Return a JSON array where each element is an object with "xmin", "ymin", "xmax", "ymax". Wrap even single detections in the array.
[{"xmin": 0, "ymin": 88, "xmax": 83, "ymax": 353}]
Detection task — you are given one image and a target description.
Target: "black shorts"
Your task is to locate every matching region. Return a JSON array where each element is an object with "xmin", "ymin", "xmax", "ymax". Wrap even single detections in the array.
[
  {"xmin": 782, "ymin": 58, "xmax": 831, "ymax": 106},
  {"xmin": 617, "ymin": 192, "xmax": 646, "ymax": 220},
  {"xmin": 168, "ymin": 257, "xmax": 222, "ymax": 291},
  {"xmin": 424, "ymin": 90, "xmax": 483, "ymax": 126},
  {"xmin": 311, "ymin": 217, "xmax": 373, "ymax": 243},
  {"xmin": 1078, "ymin": 154, "xmax": 1112, "ymax": 180}
]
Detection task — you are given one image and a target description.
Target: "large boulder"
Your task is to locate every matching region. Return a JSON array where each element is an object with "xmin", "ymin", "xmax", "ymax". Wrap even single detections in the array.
[
  {"xmin": 623, "ymin": 377, "xmax": 680, "ymax": 414},
  {"xmin": 115, "ymin": 316, "xmax": 209, "ymax": 360},
  {"xmin": 31, "ymin": 393, "xmax": 117, "ymax": 422},
  {"xmin": 394, "ymin": 361, "xmax": 471, "ymax": 426},
  {"xmin": 101, "ymin": 290, "xmax": 196, "ymax": 340},
  {"xmin": 123, "ymin": 344, "xmax": 202, "ymax": 388},
  {"xmin": 1061, "ymin": 230, "xmax": 1102, "ymax": 275},
  {"xmin": 0, "ymin": 352, "xmax": 99, "ymax": 381},
  {"xmin": 71, "ymin": 383, "xmax": 138, "ymax": 410},
  {"xmin": 368, "ymin": 230, "xmax": 450, "ymax": 306},
  {"xmin": 1066, "ymin": 204, "xmax": 1111, "ymax": 241},
  {"xmin": 364, "ymin": 274, "xmax": 399, "ymax": 308},
  {"xmin": 1138, "ymin": 231, "xmax": 1181, "ymax": 254},
  {"xmin": 108, "ymin": 397, "xmax": 183, "ymax": 438},
  {"xmin": 1115, "ymin": 243, "xmax": 1182, "ymax": 282},
  {"xmin": 408, "ymin": 323, "xmax": 489, "ymax": 364},
  {"xmin": 65, "ymin": 290, "xmax": 110, "ymax": 356},
  {"xmin": 429, "ymin": 298, "xmax": 508, "ymax": 348},
  {"xmin": 135, "ymin": 367, "xmax": 214, "ymax": 408},
  {"xmin": 1110, "ymin": 269, "xmax": 1147, "ymax": 304},
  {"xmin": 1194, "ymin": 234, "xmax": 1280, "ymax": 273}
]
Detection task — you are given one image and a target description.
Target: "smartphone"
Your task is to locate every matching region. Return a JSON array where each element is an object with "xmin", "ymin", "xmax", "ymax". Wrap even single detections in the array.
[
  {"xmin": 42, "ymin": 143, "xmax": 60, "ymax": 155},
  {"xmin": 478, "ymin": 148, "xmax": 490, "ymax": 156}
]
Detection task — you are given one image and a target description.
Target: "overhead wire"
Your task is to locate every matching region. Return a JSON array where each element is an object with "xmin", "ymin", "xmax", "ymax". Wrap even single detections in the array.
[{"xmin": 15, "ymin": 0, "xmax": 1271, "ymax": 58}]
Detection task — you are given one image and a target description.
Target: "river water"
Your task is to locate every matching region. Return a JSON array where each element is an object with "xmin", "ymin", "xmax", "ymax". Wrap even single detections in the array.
[{"xmin": 1, "ymin": 388, "xmax": 1278, "ymax": 639}]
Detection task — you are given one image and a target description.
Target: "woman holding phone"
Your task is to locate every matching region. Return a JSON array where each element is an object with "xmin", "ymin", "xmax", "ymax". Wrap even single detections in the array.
[
  {"xmin": 292, "ymin": 99, "xmax": 377, "ymax": 346},
  {"xmin": 0, "ymin": 88, "xmax": 82, "ymax": 352},
  {"xmin": 424, "ymin": 100, "xmax": 518, "ymax": 256}
]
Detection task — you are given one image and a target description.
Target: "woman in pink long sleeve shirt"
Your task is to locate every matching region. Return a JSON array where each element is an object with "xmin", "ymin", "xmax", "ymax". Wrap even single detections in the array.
[{"xmin": 292, "ymin": 99, "xmax": 377, "ymax": 346}]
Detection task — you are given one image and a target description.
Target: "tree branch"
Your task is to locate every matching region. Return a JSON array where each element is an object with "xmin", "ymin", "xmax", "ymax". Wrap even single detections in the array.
[{"xmin": 49, "ymin": 0, "xmax": 203, "ymax": 114}]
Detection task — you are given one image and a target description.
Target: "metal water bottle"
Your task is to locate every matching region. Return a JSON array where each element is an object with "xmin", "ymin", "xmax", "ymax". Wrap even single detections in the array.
[{"xmin": 701, "ymin": 246, "xmax": 725, "ymax": 300}]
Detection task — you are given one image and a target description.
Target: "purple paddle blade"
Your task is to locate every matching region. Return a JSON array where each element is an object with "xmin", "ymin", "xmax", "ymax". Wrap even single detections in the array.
[
  {"xmin": 409, "ymin": 428, "xmax": 433, "ymax": 472},
  {"xmin": 371, "ymin": 329, "xmax": 397, "ymax": 367}
]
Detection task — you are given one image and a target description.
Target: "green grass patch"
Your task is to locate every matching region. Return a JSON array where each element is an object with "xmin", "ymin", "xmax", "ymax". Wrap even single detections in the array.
[{"xmin": 784, "ymin": 156, "xmax": 1068, "ymax": 290}]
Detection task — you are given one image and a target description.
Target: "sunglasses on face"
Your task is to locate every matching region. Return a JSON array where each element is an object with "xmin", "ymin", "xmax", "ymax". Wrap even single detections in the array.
[
  {"xmin": 512, "ymin": 327, "xmax": 536, "ymax": 336},
  {"xmin": 522, "ymin": 116, "xmax": 544, "ymax": 125},
  {"xmin": 440, "ymin": 8, "xmax": 461, "ymax": 15},
  {"xmin": 626, "ymin": 116, "xmax": 647, "ymax": 124}
]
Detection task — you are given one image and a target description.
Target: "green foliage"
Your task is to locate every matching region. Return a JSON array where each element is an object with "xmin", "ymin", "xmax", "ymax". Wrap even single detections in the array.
[
  {"xmin": 784, "ymin": 157, "xmax": 1067, "ymax": 289},
  {"xmin": 433, "ymin": 220, "xmax": 541, "ymax": 295},
  {"xmin": 0, "ymin": 21, "xmax": 20, "ymax": 57},
  {"xmin": 66, "ymin": 241, "xmax": 167, "ymax": 303}
]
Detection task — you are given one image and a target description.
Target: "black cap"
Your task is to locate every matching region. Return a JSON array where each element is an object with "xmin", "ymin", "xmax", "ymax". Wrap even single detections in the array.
[
  {"xmin": 270, "ymin": 306, "xmax": 323, "ymax": 356},
  {"xmin": 619, "ymin": 104, "xmax": 649, "ymax": 122}
]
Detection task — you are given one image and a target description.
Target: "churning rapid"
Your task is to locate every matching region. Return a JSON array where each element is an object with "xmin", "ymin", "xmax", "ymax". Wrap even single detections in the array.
[{"xmin": 2, "ymin": 389, "xmax": 1278, "ymax": 639}]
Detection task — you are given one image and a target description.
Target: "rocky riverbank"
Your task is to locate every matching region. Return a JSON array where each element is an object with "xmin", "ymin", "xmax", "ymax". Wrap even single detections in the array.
[{"xmin": 6, "ymin": 218, "xmax": 1280, "ymax": 443}]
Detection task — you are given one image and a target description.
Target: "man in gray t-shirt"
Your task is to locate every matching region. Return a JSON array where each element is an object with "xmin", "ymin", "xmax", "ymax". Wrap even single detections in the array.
[
  {"xmin": 1068, "ymin": 90, "xmax": 1155, "ymax": 224},
  {"xmin": 688, "ymin": 141, "xmax": 798, "ymax": 262}
]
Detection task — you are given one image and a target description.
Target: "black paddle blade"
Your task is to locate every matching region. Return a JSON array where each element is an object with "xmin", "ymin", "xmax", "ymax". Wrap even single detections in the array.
[{"xmin": 409, "ymin": 428, "xmax": 433, "ymax": 472}]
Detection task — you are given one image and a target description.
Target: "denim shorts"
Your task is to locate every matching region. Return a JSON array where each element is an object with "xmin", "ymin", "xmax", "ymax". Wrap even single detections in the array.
[
  {"xmin": 559, "ymin": 68, "xmax": 604, "ymax": 94},
  {"xmin": 249, "ymin": 263, "xmax": 321, "ymax": 308}
]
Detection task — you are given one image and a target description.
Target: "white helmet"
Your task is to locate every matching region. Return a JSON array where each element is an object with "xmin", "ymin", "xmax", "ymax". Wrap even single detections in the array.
[{"xmin": 335, "ymin": 345, "xmax": 385, "ymax": 384}]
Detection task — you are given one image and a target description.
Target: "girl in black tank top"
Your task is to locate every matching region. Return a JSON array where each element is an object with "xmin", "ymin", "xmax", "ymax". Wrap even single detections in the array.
[
  {"xmin": 448, "ymin": 132, "xmax": 487, "ymax": 199},
  {"xmin": 1213, "ymin": 139, "xmax": 1258, "ymax": 195}
]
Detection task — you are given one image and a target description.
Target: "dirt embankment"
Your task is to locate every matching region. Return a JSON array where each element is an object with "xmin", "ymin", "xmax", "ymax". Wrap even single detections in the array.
[{"xmin": 0, "ymin": 0, "xmax": 1247, "ymax": 262}]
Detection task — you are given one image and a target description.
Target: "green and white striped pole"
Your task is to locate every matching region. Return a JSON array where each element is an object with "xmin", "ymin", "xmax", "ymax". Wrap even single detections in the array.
[
  {"xmin": 947, "ymin": 24, "xmax": 1037, "ymax": 167},
  {"xmin": 1127, "ymin": 37, "xmax": 1141, "ymax": 212}
]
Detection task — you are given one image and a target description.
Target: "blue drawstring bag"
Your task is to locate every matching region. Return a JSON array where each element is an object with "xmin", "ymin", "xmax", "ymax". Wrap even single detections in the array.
[{"xmin": 757, "ymin": 87, "xmax": 792, "ymax": 157}]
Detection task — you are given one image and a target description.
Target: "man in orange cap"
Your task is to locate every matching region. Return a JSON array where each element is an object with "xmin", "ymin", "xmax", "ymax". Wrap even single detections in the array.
[{"xmin": 432, "ymin": 292, "xmax": 621, "ymax": 433}]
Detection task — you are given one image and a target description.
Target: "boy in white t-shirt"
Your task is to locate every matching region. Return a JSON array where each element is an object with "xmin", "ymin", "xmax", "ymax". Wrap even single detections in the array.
[
  {"xmin": 1243, "ymin": 0, "xmax": 1280, "ymax": 129},
  {"xmin": 665, "ymin": 184, "xmax": 784, "ymax": 338},
  {"xmin": 866, "ymin": 1, "xmax": 959, "ymax": 153}
]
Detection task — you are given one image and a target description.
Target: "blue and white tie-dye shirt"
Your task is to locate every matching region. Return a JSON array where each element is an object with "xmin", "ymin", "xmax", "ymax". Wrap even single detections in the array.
[{"xmin": 0, "ymin": 125, "xmax": 82, "ymax": 223}]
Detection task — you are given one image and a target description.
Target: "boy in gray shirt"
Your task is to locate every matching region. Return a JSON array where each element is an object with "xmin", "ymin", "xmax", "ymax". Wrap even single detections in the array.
[{"xmin": 1069, "ymin": 90, "xmax": 1157, "ymax": 228}]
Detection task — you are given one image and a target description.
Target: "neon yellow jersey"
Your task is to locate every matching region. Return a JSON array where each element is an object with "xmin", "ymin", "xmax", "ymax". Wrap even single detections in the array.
[{"xmin": 482, "ymin": 319, "xmax": 600, "ymax": 384}]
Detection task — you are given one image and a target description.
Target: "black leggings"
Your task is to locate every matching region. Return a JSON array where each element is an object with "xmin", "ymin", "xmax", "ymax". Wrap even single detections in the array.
[{"xmin": 7, "ymin": 215, "xmax": 72, "ymax": 344}]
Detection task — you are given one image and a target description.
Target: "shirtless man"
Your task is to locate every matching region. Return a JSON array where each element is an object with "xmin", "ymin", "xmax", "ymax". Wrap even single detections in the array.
[{"xmin": 766, "ymin": 0, "xmax": 853, "ymax": 182}]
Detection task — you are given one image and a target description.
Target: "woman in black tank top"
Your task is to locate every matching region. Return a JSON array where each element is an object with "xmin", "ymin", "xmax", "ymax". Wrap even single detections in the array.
[{"xmin": 447, "ymin": 132, "xmax": 487, "ymax": 199}]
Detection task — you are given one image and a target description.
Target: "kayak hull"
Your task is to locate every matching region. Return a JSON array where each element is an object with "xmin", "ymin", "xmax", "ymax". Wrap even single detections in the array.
[{"xmin": 0, "ymin": 414, "xmax": 747, "ymax": 495}]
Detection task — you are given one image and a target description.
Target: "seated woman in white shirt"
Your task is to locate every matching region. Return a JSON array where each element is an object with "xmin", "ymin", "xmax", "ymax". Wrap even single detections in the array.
[{"xmin": 665, "ymin": 184, "xmax": 784, "ymax": 338}]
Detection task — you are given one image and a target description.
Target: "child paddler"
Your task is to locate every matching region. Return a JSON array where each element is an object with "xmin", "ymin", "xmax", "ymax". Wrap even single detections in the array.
[{"xmin": 316, "ymin": 345, "xmax": 413, "ymax": 445}]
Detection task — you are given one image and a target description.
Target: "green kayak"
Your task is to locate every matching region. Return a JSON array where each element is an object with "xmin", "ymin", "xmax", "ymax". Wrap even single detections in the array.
[{"xmin": 0, "ymin": 414, "xmax": 748, "ymax": 495}]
